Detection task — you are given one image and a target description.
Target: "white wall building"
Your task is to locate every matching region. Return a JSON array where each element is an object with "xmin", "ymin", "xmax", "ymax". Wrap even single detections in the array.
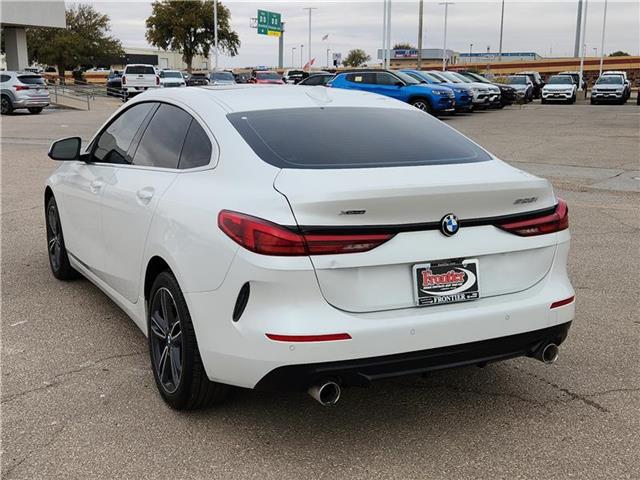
[{"xmin": 0, "ymin": 1, "xmax": 66, "ymax": 70}]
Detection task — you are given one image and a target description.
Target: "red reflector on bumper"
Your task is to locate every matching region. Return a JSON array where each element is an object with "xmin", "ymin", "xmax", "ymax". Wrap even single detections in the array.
[
  {"xmin": 550, "ymin": 296, "xmax": 575, "ymax": 309},
  {"xmin": 266, "ymin": 333, "xmax": 352, "ymax": 342}
]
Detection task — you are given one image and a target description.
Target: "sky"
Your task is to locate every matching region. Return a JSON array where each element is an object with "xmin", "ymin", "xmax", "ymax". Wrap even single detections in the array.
[{"xmin": 81, "ymin": 1, "xmax": 639, "ymax": 68}]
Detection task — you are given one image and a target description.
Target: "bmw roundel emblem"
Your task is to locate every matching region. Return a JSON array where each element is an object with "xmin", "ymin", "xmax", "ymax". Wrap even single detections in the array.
[{"xmin": 440, "ymin": 213, "xmax": 460, "ymax": 237}]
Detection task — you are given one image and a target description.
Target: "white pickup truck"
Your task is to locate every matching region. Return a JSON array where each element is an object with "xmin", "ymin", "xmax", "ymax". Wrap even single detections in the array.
[{"xmin": 121, "ymin": 64, "xmax": 160, "ymax": 101}]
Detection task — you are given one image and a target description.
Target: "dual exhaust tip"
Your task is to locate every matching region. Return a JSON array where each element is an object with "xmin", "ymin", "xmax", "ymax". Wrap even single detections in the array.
[{"xmin": 308, "ymin": 343, "xmax": 559, "ymax": 406}]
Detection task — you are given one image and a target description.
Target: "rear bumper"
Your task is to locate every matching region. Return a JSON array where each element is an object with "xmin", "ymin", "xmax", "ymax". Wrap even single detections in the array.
[
  {"xmin": 255, "ymin": 321, "xmax": 572, "ymax": 391},
  {"xmin": 13, "ymin": 96, "xmax": 50, "ymax": 108},
  {"xmin": 185, "ymin": 235, "xmax": 574, "ymax": 390}
]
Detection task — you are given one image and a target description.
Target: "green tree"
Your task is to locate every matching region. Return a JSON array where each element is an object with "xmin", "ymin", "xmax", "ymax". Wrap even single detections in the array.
[
  {"xmin": 608, "ymin": 51, "xmax": 630, "ymax": 57},
  {"xmin": 392, "ymin": 43, "xmax": 415, "ymax": 50},
  {"xmin": 342, "ymin": 49, "xmax": 371, "ymax": 67},
  {"xmin": 146, "ymin": 0, "xmax": 240, "ymax": 72},
  {"xmin": 26, "ymin": 4, "xmax": 123, "ymax": 82}
]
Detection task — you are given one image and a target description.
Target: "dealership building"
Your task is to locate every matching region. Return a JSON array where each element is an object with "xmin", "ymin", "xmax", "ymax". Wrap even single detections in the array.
[{"xmin": 1, "ymin": 1, "xmax": 66, "ymax": 70}]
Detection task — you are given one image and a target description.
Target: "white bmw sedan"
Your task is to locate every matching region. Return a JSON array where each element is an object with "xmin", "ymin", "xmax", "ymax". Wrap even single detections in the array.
[{"xmin": 45, "ymin": 86, "xmax": 574, "ymax": 409}]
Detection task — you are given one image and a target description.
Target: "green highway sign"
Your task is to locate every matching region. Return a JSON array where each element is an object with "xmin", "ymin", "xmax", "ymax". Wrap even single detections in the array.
[{"xmin": 257, "ymin": 9, "xmax": 282, "ymax": 37}]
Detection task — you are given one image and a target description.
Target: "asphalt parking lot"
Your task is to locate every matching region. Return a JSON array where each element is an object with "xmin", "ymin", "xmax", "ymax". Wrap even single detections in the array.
[{"xmin": 2, "ymin": 98, "xmax": 639, "ymax": 479}]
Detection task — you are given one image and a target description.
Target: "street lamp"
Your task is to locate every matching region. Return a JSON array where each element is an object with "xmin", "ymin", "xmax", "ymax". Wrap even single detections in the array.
[
  {"xmin": 598, "ymin": 0, "xmax": 608, "ymax": 75},
  {"xmin": 303, "ymin": 7, "xmax": 318, "ymax": 71},
  {"xmin": 578, "ymin": 0, "xmax": 589, "ymax": 90},
  {"xmin": 292, "ymin": 46, "xmax": 296, "ymax": 68},
  {"xmin": 326, "ymin": 48, "xmax": 331, "ymax": 68},
  {"xmin": 469, "ymin": 43, "xmax": 473, "ymax": 64},
  {"xmin": 300, "ymin": 44, "xmax": 304, "ymax": 68},
  {"xmin": 213, "ymin": 0, "xmax": 219, "ymax": 71},
  {"xmin": 498, "ymin": 0, "xmax": 505, "ymax": 62},
  {"xmin": 439, "ymin": 2, "xmax": 454, "ymax": 71}
]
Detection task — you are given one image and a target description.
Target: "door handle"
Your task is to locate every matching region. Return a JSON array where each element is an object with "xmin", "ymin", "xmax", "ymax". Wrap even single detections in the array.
[
  {"xmin": 90, "ymin": 179, "xmax": 105, "ymax": 193},
  {"xmin": 136, "ymin": 187, "xmax": 155, "ymax": 202}
]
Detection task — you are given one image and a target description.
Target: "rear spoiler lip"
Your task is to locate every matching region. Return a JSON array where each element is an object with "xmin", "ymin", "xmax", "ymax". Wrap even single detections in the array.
[{"xmin": 292, "ymin": 204, "xmax": 559, "ymax": 235}]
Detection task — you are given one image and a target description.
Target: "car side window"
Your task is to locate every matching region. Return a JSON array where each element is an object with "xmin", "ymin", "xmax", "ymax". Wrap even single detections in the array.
[
  {"xmin": 179, "ymin": 120, "xmax": 212, "ymax": 169},
  {"xmin": 346, "ymin": 73, "xmax": 375, "ymax": 84},
  {"xmin": 132, "ymin": 104, "xmax": 191, "ymax": 169},
  {"xmin": 375, "ymin": 73, "xmax": 400, "ymax": 85},
  {"xmin": 0, "ymin": 75, "xmax": 10, "ymax": 83},
  {"xmin": 92, "ymin": 102, "xmax": 156, "ymax": 164}
]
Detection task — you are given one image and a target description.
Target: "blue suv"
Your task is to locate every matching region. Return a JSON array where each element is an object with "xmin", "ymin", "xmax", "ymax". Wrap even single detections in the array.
[
  {"xmin": 330, "ymin": 70, "xmax": 455, "ymax": 115},
  {"xmin": 401, "ymin": 69, "xmax": 474, "ymax": 112}
]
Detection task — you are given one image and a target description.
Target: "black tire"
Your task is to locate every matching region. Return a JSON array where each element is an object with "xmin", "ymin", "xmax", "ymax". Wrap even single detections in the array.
[
  {"xmin": 45, "ymin": 196, "xmax": 79, "ymax": 281},
  {"xmin": 1, "ymin": 95, "xmax": 13, "ymax": 115},
  {"xmin": 591, "ymin": 98, "xmax": 597, "ymax": 105},
  {"xmin": 410, "ymin": 97, "xmax": 433, "ymax": 115},
  {"xmin": 148, "ymin": 271, "xmax": 229, "ymax": 410},
  {"xmin": 28, "ymin": 107, "xmax": 43, "ymax": 114}
]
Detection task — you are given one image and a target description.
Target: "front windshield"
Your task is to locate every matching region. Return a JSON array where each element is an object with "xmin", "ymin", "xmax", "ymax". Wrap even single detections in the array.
[
  {"xmin": 507, "ymin": 76, "xmax": 527, "ymax": 85},
  {"xmin": 547, "ymin": 76, "xmax": 573, "ymax": 85},
  {"xmin": 163, "ymin": 71, "xmax": 182, "ymax": 79},
  {"xmin": 436, "ymin": 71, "xmax": 463, "ymax": 83},
  {"xmin": 211, "ymin": 72, "xmax": 234, "ymax": 81},
  {"xmin": 596, "ymin": 76, "xmax": 623, "ymax": 84},
  {"xmin": 394, "ymin": 71, "xmax": 422, "ymax": 85},
  {"xmin": 464, "ymin": 72, "xmax": 490, "ymax": 84},
  {"xmin": 421, "ymin": 72, "xmax": 443, "ymax": 83},
  {"xmin": 256, "ymin": 72, "xmax": 281, "ymax": 80}
]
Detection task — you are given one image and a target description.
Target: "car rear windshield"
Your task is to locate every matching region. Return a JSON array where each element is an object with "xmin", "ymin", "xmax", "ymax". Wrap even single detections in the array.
[
  {"xmin": 211, "ymin": 72, "xmax": 234, "ymax": 81},
  {"xmin": 227, "ymin": 107, "xmax": 491, "ymax": 169},
  {"xmin": 256, "ymin": 72, "xmax": 280, "ymax": 80},
  {"xmin": 126, "ymin": 66, "xmax": 155, "ymax": 75},
  {"xmin": 17, "ymin": 75, "xmax": 45, "ymax": 85}
]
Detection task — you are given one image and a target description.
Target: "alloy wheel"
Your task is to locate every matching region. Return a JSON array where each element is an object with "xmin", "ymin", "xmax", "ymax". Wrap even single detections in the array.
[
  {"xmin": 1, "ymin": 97, "xmax": 9, "ymax": 114},
  {"xmin": 412, "ymin": 101, "xmax": 430, "ymax": 112},
  {"xmin": 149, "ymin": 287, "xmax": 183, "ymax": 394},
  {"xmin": 47, "ymin": 204, "xmax": 62, "ymax": 271}
]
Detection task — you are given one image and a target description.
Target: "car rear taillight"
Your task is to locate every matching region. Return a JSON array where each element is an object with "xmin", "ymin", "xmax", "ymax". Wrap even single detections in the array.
[
  {"xmin": 13, "ymin": 85, "xmax": 29, "ymax": 91},
  {"xmin": 218, "ymin": 210, "xmax": 394, "ymax": 256},
  {"xmin": 497, "ymin": 199, "xmax": 569, "ymax": 236}
]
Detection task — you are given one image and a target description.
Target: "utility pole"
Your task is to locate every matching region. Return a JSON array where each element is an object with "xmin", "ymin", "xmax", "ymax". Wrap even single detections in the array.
[
  {"xmin": 382, "ymin": 0, "xmax": 388, "ymax": 67},
  {"xmin": 300, "ymin": 44, "xmax": 304, "ymax": 68},
  {"xmin": 498, "ymin": 0, "xmax": 505, "ymax": 61},
  {"xmin": 578, "ymin": 0, "xmax": 589, "ymax": 90},
  {"xmin": 213, "ymin": 0, "xmax": 219, "ymax": 71},
  {"xmin": 292, "ymin": 46, "xmax": 296, "ymax": 68},
  {"xmin": 417, "ymin": 0, "xmax": 424, "ymax": 69},
  {"xmin": 440, "ymin": 2, "xmax": 454, "ymax": 71},
  {"xmin": 303, "ymin": 7, "xmax": 317, "ymax": 71},
  {"xmin": 386, "ymin": 0, "xmax": 392, "ymax": 69},
  {"xmin": 574, "ymin": 0, "xmax": 583, "ymax": 57},
  {"xmin": 599, "ymin": 0, "xmax": 608, "ymax": 75}
]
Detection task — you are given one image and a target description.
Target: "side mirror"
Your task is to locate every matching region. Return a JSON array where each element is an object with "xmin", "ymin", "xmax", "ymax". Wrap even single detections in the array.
[{"xmin": 48, "ymin": 137, "xmax": 81, "ymax": 161}]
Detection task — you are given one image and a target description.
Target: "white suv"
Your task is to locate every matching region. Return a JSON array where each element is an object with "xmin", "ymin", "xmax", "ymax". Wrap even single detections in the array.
[
  {"xmin": 0, "ymin": 71, "xmax": 50, "ymax": 114},
  {"xmin": 122, "ymin": 64, "xmax": 160, "ymax": 101},
  {"xmin": 158, "ymin": 69, "xmax": 186, "ymax": 88},
  {"xmin": 541, "ymin": 75, "xmax": 577, "ymax": 104}
]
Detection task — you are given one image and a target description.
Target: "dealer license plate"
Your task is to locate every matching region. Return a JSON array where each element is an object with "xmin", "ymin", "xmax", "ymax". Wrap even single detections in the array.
[{"xmin": 413, "ymin": 259, "xmax": 480, "ymax": 306}]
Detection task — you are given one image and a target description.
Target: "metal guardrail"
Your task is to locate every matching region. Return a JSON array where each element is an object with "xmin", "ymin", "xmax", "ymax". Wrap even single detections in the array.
[{"xmin": 49, "ymin": 80, "xmax": 124, "ymax": 109}]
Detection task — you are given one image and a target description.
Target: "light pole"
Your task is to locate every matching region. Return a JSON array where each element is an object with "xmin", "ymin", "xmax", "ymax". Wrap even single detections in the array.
[
  {"xmin": 469, "ymin": 43, "xmax": 473, "ymax": 64},
  {"xmin": 303, "ymin": 7, "xmax": 318, "ymax": 71},
  {"xmin": 213, "ymin": 0, "xmax": 219, "ymax": 71},
  {"xmin": 574, "ymin": 0, "xmax": 584, "ymax": 57},
  {"xmin": 292, "ymin": 47, "xmax": 296, "ymax": 68},
  {"xmin": 593, "ymin": 47, "xmax": 597, "ymax": 57},
  {"xmin": 386, "ymin": 0, "xmax": 392, "ymax": 69},
  {"xmin": 498, "ymin": 0, "xmax": 505, "ymax": 61},
  {"xmin": 578, "ymin": 0, "xmax": 589, "ymax": 90},
  {"xmin": 439, "ymin": 2, "xmax": 454, "ymax": 71},
  {"xmin": 598, "ymin": 0, "xmax": 608, "ymax": 75},
  {"xmin": 382, "ymin": 0, "xmax": 388, "ymax": 67},
  {"xmin": 326, "ymin": 48, "xmax": 331, "ymax": 68},
  {"xmin": 417, "ymin": 0, "xmax": 424, "ymax": 69},
  {"xmin": 300, "ymin": 44, "xmax": 304, "ymax": 68}
]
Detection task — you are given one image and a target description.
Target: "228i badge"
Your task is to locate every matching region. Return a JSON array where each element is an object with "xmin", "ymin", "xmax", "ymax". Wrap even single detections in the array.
[{"xmin": 413, "ymin": 259, "xmax": 480, "ymax": 306}]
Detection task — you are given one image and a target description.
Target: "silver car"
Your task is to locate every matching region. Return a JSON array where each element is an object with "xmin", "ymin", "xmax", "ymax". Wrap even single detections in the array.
[
  {"xmin": 1, "ymin": 71, "xmax": 50, "ymax": 114},
  {"xmin": 505, "ymin": 75, "xmax": 534, "ymax": 103}
]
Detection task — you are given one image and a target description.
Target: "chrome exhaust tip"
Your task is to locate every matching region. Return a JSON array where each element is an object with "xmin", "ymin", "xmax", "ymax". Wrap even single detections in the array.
[
  {"xmin": 535, "ymin": 343, "xmax": 559, "ymax": 364},
  {"xmin": 308, "ymin": 380, "xmax": 341, "ymax": 406}
]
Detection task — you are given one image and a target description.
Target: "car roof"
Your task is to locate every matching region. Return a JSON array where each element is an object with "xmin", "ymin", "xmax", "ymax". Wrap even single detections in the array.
[{"xmin": 133, "ymin": 84, "xmax": 410, "ymax": 114}]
